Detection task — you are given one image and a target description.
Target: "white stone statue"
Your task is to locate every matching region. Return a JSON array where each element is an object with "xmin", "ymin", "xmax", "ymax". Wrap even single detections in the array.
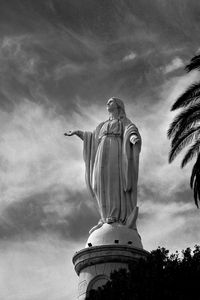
[{"xmin": 65, "ymin": 97, "xmax": 141, "ymax": 234}]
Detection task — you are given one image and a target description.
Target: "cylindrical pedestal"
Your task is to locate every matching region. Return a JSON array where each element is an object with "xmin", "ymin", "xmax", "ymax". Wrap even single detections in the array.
[{"xmin": 73, "ymin": 245, "xmax": 149, "ymax": 299}]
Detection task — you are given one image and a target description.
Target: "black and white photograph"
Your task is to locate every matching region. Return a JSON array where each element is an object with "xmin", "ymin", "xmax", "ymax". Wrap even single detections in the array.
[{"xmin": 1, "ymin": 1, "xmax": 200, "ymax": 299}]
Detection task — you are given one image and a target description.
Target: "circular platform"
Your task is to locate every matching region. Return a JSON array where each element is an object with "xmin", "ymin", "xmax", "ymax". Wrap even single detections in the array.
[
  {"xmin": 73, "ymin": 244, "xmax": 149, "ymax": 275},
  {"xmin": 86, "ymin": 223, "xmax": 143, "ymax": 249}
]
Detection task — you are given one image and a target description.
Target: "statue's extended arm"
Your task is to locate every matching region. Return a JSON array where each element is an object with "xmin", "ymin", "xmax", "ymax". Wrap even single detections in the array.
[{"xmin": 64, "ymin": 130, "xmax": 84, "ymax": 140}]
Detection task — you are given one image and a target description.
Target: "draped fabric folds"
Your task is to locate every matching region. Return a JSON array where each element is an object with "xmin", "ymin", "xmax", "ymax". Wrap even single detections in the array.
[{"xmin": 83, "ymin": 118, "xmax": 141, "ymax": 229}]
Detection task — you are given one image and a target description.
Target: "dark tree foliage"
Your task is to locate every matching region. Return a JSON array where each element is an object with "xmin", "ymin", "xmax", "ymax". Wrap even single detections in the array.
[
  {"xmin": 168, "ymin": 54, "xmax": 200, "ymax": 207},
  {"xmin": 87, "ymin": 245, "xmax": 200, "ymax": 300}
]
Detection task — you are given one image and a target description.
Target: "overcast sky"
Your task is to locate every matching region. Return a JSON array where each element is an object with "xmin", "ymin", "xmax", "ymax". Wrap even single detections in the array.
[{"xmin": 1, "ymin": 0, "xmax": 200, "ymax": 299}]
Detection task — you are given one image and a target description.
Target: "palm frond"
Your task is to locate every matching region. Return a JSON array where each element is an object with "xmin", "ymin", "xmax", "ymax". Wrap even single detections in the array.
[
  {"xmin": 167, "ymin": 103, "xmax": 200, "ymax": 139},
  {"xmin": 171, "ymin": 126, "xmax": 200, "ymax": 149},
  {"xmin": 181, "ymin": 140, "xmax": 200, "ymax": 168},
  {"xmin": 193, "ymin": 181, "xmax": 198, "ymax": 207},
  {"xmin": 190, "ymin": 154, "xmax": 200, "ymax": 187},
  {"xmin": 171, "ymin": 82, "xmax": 200, "ymax": 111},
  {"xmin": 190, "ymin": 154, "xmax": 200, "ymax": 207},
  {"xmin": 169, "ymin": 126, "xmax": 200, "ymax": 163},
  {"xmin": 169, "ymin": 54, "xmax": 200, "ymax": 208},
  {"xmin": 185, "ymin": 55, "xmax": 200, "ymax": 72},
  {"xmin": 170, "ymin": 111, "xmax": 200, "ymax": 144}
]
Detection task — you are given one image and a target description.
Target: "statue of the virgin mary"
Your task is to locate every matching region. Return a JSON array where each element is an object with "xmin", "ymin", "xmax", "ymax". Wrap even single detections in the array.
[{"xmin": 65, "ymin": 97, "xmax": 141, "ymax": 234}]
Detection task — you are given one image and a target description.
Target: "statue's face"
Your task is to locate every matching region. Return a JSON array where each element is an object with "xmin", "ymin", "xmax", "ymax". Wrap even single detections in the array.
[{"xmin": 106, "ymin": 98, "xmax": 118, "ymax": 112}]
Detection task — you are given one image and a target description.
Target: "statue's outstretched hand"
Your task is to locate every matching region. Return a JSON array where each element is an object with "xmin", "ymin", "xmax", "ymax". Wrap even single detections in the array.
[
  {"xmin": 64, "ymin": 130, "xmax": 84, "ymax": 140},
  {"xmin": 64, "ymin": 130, "xmax": 76, "ymax": 136}
]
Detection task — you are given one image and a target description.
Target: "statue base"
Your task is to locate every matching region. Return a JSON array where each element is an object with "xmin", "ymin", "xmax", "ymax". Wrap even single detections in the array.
[
  {"xmin": 73, "ymin": 245, "xmax": 149, "ymax": 299},
  {"xmin": 73, "ymin": 223, "xmax": 148, "ymax": 299}
]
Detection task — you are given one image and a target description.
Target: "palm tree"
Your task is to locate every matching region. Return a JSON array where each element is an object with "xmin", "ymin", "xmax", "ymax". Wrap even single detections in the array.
[{"xmin": 168, "ymin": 54, "xmax": 200, "ymax": 207}]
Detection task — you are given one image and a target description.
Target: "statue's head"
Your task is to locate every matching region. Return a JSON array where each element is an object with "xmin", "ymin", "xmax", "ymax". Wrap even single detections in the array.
[{"xmin": 107, "ymin": 97, "xmax": 126, "ymax": 118}]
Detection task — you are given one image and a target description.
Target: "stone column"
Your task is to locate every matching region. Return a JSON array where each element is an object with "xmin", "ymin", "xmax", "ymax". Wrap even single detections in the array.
[{"xmin": 72, "ymin": 223, "xmax": 149, "ymax": 299}]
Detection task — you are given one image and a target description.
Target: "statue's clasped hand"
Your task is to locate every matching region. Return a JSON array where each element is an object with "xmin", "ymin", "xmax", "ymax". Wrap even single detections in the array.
[{"xmin": 130, "ymin": 134, "xmax": 139, "ymax": 145}]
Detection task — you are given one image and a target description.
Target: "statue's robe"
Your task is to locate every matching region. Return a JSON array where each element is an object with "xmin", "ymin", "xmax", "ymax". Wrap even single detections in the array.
[{"xmin": 83, "ymin": 117, "xmax": 141, "ymax": 229}]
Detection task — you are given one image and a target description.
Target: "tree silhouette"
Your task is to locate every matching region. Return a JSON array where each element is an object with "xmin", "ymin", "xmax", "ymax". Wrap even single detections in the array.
[
  {"xmin": 87, "ymin": 245, "xmax": 200, "ymax": 300},
  {"xmin": 168, "ymin": 55, "xmax": 200, "ymax": 207}
]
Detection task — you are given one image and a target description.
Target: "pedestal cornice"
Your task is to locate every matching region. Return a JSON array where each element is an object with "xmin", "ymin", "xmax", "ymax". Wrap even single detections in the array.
[{"xmin": 73, "ymin": 244, "xmax": 149, "ymax": 275}]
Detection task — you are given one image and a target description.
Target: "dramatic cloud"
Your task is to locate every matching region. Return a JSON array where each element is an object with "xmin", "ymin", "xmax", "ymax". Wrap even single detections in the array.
[
  {"xmin": 139, "ymin": 200, "xmax": 200, "ymax": 252},
  {"xmin": 123, "ymin": 51, "xmax": 137, "ymax": 62},
  {"xmin": 0, "ymin": 236, "xmax": 79, "ymax": 300},
  {"xmin": 0, "ymin": 99, "xmax": 106, "ymax": 242},
  {"xmin": 163, "ymin": 57, "xmax": 184, "ymax": 74},
  {"xmin": 0, "ymin": 100, "xmax": 82, "ymax": 204}
]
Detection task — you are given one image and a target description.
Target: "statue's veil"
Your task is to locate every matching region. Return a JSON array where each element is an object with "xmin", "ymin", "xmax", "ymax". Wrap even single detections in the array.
[{"xmin": 111, "ymin": 97, "xmax": 126, "ymax": 118}]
